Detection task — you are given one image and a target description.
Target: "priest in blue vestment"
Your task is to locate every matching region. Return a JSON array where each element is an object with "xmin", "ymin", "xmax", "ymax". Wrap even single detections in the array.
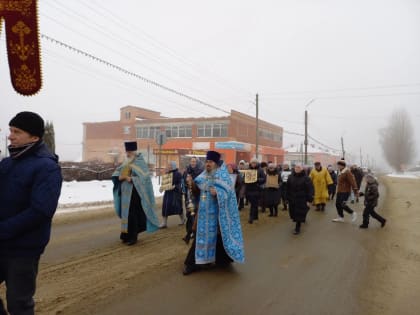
[
  {"xmin": 112, "ymin": 141, "xmax": 159, "ymax": 245},
  {"xmin": 183, "ymin": 150, "xmax": 245, "ymax": 275}
]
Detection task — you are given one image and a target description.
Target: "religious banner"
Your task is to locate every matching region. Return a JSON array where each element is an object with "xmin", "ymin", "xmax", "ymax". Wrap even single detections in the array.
[
  {"xmin": 240, "ymin": 169, "xmax": 257, "ymax": 183},
  {"xmin": 160, "ymin": 172, "xmax": 173, "ymax": 191},
  {"xmin": 0, "ymin": 0, "xmax": 42, "ymax": 95}
]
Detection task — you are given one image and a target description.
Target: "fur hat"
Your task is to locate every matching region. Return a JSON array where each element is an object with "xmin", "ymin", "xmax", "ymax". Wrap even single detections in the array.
[
  {"xmin": 9, "ymin": 111, "xmax": 45, "ymax": 138},
  {"xmin": 206, "ymin": 150, "xmax": 221, "ymax": 164},
  {"xmin": 124, "ymin": 141, "xmax": 137, "ymax": 152},
  {"xmin": 337, "ymin": 160, "xmax": 346, "ymax": 167},
  {"xmin": 250, "ymin": 158, "xmax": 259, "ymax": 164}
]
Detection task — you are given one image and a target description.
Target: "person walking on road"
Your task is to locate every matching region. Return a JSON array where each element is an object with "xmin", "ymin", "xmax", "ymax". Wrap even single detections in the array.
[
  {"xmin": 245, "ymin": 158, "xmax": 266, "ymax": 223},
  {"xmin": 182, "ymin": 157, "xmax": 204, "ymax": 244},
  {"xmin": 112, "ymin": 141, "xmax": 159, "ymax": 245},
  {"xmin": 327, "ymin": 165, "xmax": 337, "ymax": 200},
  {"xmin": 183, "ymin": 151, "xmax": 245, "ymax": 275},
  {"xmin": 0, "ymin": 112, "xmax": 62, "ymax": 315},
  {"xmin": 280, "ymin": 163, "xmax": 292, "ymax": 210},
  {"xmin": 286, "ymin": 163, "xmax": 314, "ymax": 235},
  {"xmin": 159, "ymin": 161, "xmax": 185, "ymax": 228},
  {"xmin": 332, "ymin": 160, "xmax": 359, "ymax": 223},
  {"xmin": 359, "ymin": 174, "xmax": 387, "ymax": 229},
  {"xmin": 309, "ymin": 161, "xmax": 333, "ymax": 211}
]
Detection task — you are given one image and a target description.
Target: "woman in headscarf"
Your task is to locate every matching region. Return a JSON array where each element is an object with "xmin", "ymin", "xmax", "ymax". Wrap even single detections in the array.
[{"xmin": 286, "ymin": 163, "xmax": 314, "ymax": 235}]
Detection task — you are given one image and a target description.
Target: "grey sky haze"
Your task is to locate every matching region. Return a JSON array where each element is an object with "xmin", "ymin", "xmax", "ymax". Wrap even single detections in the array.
[{"xmin": 1, "ymin": 0, "xmax": 419, "ymax": 169}]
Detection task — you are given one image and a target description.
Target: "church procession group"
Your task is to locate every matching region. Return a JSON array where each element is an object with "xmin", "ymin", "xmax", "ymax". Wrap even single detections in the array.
[
  {"xmin": 113, "ymin": 141, "xmax": 387, "ymax": 276},
  {"xmin": 0, "ymin": 111, "xmax": 388, "ymax": 315}
]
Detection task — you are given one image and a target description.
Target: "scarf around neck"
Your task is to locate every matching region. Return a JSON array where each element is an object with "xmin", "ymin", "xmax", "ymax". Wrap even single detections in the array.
[{"xmin": 8, "ymin": 140, "xmax": 41, "ymax": 159}]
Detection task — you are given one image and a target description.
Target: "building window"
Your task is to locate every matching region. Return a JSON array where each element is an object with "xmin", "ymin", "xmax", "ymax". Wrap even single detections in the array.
[
  {"xmin": 125, "ymin": 111, "xmax": 131, "ymax": 119},
  {"xmin": 165, "ymin": 125, "xmax": 192, "ymax": 138},
  {"xmin": 123, "ymin": 126, "xmax": 130, "ymax": 135},
  {"xmin": 197, "ymin": 123, "xmax": 228, "ymax": 138},
  {"xmin": 136, "ymin": 126, "xmax": 160, "ymax": 138}
]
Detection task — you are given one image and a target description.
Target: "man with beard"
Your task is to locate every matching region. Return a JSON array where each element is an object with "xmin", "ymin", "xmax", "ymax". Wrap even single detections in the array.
[
  {"xmin": 112, "ymin": 141, "xmax": 159, "ymax": 245},
  {"xmin": 245, "ymin": 158, "xmax": 266, "ymax": 223},
  {"xmin": 182, "ymin": 151, "xmax": 245, "ymax": 275},
  {"xmin": 0, "ymin": 112, "xmax": 62, "ymax": 315}
]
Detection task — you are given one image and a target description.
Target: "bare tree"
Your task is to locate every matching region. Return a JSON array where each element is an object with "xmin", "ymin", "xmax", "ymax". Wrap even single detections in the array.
[
  {"xmin": 43, "ymin": 121, "xmax": 56, "ymax": 154},
  {"xmin": 379, "ymin": 108, "xmax": 416, "ymax": 171}
]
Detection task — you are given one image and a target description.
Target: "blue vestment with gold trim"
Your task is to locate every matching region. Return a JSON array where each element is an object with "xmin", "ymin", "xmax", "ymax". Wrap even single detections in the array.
[{"xmin": 194, "ymin": 164, "xmax": 245, "ymax": 264}]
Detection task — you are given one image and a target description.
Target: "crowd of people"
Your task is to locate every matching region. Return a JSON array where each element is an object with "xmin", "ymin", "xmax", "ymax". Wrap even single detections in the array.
[
  {"xmin": 112, "ymin": 143, "xmax": 387, "ymax": 277},
  {"xmin": 0, "ymin": 110, "xmax": 387, "ymax": 314}
]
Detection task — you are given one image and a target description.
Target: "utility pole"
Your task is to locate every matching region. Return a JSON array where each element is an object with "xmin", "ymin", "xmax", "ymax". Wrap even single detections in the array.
[
  {"xmin": 341, "ymin": 136, "xmax": 345, "ymax": 160},
  {"xmin": 255, "ymin": 93, "xmax": 259, "ymax": 160},
  {"xmin": 304, "ymin": 110, "xmax": 308, "ymax": 165},
  {"xmin": 304, "ymin": 98, "xmax": 315, "ymax": 165}
]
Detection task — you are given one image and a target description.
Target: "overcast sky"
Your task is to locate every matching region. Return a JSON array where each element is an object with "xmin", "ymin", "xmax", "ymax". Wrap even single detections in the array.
[{"xmin": 1, "ymin": 0, "xmax": 419, "ymax": 169}]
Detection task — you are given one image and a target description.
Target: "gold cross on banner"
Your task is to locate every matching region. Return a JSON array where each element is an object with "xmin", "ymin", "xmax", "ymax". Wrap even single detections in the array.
[{"xmin": 0, "ymin": 0, "xmax": 42, "ymax": 95}]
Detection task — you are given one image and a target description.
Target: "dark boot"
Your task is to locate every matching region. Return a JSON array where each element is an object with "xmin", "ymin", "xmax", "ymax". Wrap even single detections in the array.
[
  {"xmin": 321, "ymin": 203, "xmax": 325, "ymax": 211},
  {"xmin": 293, "ymin": 222, "xmax": 301, "ymax": 235},
  {"xmin": 315, "ymin": 204, "xmax": 321, "ymax": 211},
  {"xmin": 274, "ymin": 206, "xmax": 278, "ymax": 217}
]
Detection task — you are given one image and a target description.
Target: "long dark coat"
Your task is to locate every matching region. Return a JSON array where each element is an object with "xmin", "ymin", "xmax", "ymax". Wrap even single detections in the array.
[
  {"xmin": 162, "ymin": 169, "xmax": 183, "ymax": 216},
  {"xmin": 264, "ymin": 169, "xmax": 281, "ymax": 207},
  {"xmin": 286, "ymin": 171, "xmax": 314, "ymax": 222}
]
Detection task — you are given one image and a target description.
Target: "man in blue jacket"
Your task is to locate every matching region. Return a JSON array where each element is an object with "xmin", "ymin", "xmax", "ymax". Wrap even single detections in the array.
[{"xmin": 0, "ymin": 112, "xmax": 62, "ymax": 315}]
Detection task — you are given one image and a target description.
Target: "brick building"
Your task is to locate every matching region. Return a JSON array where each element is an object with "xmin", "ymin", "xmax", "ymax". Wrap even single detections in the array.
[{"xmin": 83, "ymin": 106, "xmax": 285, "ymax": 169}]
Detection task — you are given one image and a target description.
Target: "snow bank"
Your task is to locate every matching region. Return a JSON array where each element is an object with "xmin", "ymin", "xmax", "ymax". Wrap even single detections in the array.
[{"xmin": 57, "ymin": 177, "xmax": 165, "ymax": 213}]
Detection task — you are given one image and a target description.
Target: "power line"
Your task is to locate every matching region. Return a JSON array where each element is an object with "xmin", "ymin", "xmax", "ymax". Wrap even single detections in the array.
[
  {"xmin": 44, "ymin": 0, "xmax": 253, "ymax": 106},
  {"xmin": 87, "ymin": 0, "xmax": 254, "ymax": 101},
  {"xmin": 42, "ymin": 47, "xmax": 216, "ymax": 117},
  {"xmin": 308, "ymin": 135, "xmax": 340, "ymax": 152},
  {"xmin": 41, "ymin": 34, "xmax": 230, "ymax": 114}
]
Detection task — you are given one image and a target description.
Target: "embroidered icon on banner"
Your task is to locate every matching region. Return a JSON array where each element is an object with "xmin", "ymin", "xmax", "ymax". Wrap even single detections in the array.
[{"xmin": 0, "ymin": 0, "xmax": 42, "ymax": 95}]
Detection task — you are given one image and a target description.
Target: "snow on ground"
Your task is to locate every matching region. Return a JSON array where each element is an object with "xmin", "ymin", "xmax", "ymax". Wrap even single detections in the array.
[
  {"xmin": 57, "ymin": 177, "xmax": 165, "ymax": 213},
  {"xmin": 387, "ymin": 173, "xmax": 420, "ymax": 179}
]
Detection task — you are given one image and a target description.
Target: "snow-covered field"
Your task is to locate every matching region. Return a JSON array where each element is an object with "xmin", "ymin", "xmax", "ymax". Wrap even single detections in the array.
[{"xmin": 57, "ymin": 177, "xmax": 165, "ymax": 213}]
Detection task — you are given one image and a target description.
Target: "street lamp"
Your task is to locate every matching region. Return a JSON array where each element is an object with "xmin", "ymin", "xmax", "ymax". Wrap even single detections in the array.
[{"xmin": 304, "ymin": 98, "xmax": 316, "ymax": 165}]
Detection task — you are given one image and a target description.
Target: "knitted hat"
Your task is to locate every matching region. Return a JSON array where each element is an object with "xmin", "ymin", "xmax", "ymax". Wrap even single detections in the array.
[
  {"xmin": 124, "ymin": 141, "xmax": 137, "ymax": 152},
  {"xmin": 9, "ymin": 111, "xmax": 45, "ymax": 138},
  {"xmin": 206, "ymin": 150, "xmax": 221, "ymax": 164}
]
